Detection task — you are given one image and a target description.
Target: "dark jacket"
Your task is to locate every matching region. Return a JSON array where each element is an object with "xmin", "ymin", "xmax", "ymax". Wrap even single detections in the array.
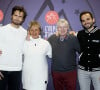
[{"xmin": 77, "ymin": 26, "xmax": 100, "ymax": 69}]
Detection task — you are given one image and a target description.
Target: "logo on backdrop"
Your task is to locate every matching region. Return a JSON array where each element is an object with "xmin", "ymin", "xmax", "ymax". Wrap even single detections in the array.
[
  {"xmin": 44, "ymin": 11, "xmax": 59, "ymax": 39},
  {"xmin": 0, "ymin": 10, "xmax": 4, "ymax": 22},
  {"xmin": 45, "ymin": 11, "xmax": 59, "ymax": 25}
]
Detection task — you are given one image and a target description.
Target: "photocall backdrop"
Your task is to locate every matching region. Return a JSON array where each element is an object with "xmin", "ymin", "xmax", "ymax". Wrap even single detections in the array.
[{"xmin": 0, "ymin": 0, "xmax": 100, "ymax": 90}]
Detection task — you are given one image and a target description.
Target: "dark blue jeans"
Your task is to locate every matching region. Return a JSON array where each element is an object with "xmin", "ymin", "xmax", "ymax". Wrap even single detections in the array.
[{"xmin": 0, "ymin": 71, "xmax": 22, "ymax": 90}]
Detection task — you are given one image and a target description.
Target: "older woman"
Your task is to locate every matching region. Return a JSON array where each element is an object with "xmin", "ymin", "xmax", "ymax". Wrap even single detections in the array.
[{"xmin": 22, "ymin": 21, "xmax": 52, "ymax": 90}]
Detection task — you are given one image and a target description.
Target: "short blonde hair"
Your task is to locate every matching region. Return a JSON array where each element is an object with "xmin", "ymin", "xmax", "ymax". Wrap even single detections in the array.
[
  {"xmin": 27, "ymin": 21, "xmax": 41, "ymax": 35},
  {"xmin": 57, "ymin": 19, "xmax": 69, "ymax": 28},
  {"xmin": 28, "ymin": 21, "xmax": 41, "ymax": 31}
]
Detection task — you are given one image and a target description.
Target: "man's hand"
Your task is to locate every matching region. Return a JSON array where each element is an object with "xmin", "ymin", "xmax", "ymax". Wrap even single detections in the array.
[
  {"xmin": 26, "ymin": 34, "xmax": 30, "ymax": 41},
  {"xmin": 0, "ymin": 50, "xmax": 2, "ymax": 56},
  {"xmin": 0, "ymin": 72, "xmax": 4, "ymax": 80},
  {"xmin": 55, "ymin": 31, "xmax": 59, "ymax": 36},
  {"xmin": 26, "ymin": 31, "xmax": 30, "ymax": 41},
  {"xmin": 69, "ymin": 31, "xmax": 77, "ymax": 36}
]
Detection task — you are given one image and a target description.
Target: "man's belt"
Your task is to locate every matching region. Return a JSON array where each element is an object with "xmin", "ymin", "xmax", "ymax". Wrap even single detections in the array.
[{"xmin": 78, "ymin": 65, "xmax": 100, "ymax": 72}]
